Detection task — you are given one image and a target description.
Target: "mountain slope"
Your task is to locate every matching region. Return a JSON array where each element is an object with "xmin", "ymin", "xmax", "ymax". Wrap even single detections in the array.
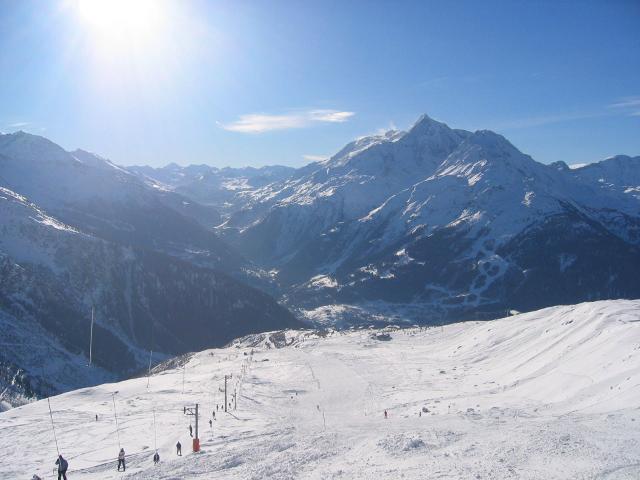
[
  {"xmin": 220, "ymin": 115, "xmax": 640, "ymax": 323},
  {"xmin": 1, "ymin": 299, "xmax": 638, "ymax": 478},
  {"xmin": 0, "ymin": 132, "xmax": 241, "ymax": 272},
  {"xmin": 570, "ymin": 155, "xmax": 640, "ymax": 200},
  {"xmin": 0, "ymin": 186, "xmax": 301, "ymax": 408}
]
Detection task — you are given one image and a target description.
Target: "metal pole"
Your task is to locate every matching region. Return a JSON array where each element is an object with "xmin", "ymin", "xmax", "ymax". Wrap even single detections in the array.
[
  {"xmin": 195, "ymin": 403, "xmax": 199, "ymax": 440},
  {"xmin": 89, "ymin": 306, "xmax": 94, "ymax": 366},
  {"xmin": 224, "ymin": 376, "xmax": 228, "ymax": 412},
  {"xmin": 112, "ymin": 392, "xmax": 121, "ymax": 449},
  {"xmin": 153, "ymin": 407, "xmax": 157, "ymax": 451},
  {"xmin": 146, "ymin": 350, "xmax": 153, "ymax": 390},
  {"xmin": 182, "ymin": 364, "xmax": 185, "ymax": 394},
  {"xmin": 47, "ymin": 398, "xmax": 60, "ymax": 456}
]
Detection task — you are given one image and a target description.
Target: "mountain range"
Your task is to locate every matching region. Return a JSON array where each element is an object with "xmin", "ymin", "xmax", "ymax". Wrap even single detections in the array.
[
  {"xmin": 0, "ymin": 132, "xmax": 301, "ymax": 408},
  {"xmin": 138, "ymin": 115, "xmax": 640, "ymax": 325},
  {"xmin": 1, "ymin": 113, "xmax": 639, "ymax": 407}
]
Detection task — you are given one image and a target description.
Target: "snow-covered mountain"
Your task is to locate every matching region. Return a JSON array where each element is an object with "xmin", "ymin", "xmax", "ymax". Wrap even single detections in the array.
[
  {"xmin": 1, "ymin": 299, "xmax": 638, "ymax": 478},
  {"xmin": 128, "ymin": 162, "xmax": 296, "ymax": 218},
  {"xmin": 0, "ymin": 134, "xmax": 303, "ymax": 408},
  {"xmin": 0, "ymin": 132, "xmax": 239, "ymax": 271},
  {"xmin": 569, "ymin": 155, "xmax": 640, "ymax": 200},
  {"xmin": 1, "ymin": 117, "xmax": 639, "ymax": 407},
  {"xmin": 219, "ymin": 115, "xmax": 640, "ymax": 322}
]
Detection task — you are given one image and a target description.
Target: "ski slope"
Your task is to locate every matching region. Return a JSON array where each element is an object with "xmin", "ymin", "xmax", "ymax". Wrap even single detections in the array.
[{"xmin": 1, "ymin": 300, "xmax": 639, "ymax": 479}]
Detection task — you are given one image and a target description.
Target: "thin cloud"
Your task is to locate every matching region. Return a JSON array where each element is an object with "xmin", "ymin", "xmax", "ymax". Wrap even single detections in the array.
[
  {"xmin": 491, "ymin": 111, "xmax": 606, "ymax": 130},
  {"xmin": 303, "ymin": 154, "xmax": 328, "ymax": 161},
  {"xmin": 609, "ymin": 96, "xmax": 640, "ymax": 108},
  {"xmin": 7, "ymin": 121, "xmax": 29, "ymax": 128},
  {"xmin": 374, "ymin": 121, "xmax": 398, "ymax": 136},
  {"xmin": 609, "ymin": 96, "xmax": 640, "ymax": 116},
  {"xmin": 308, "ymin": 110, "xmax": 354, "ymax": 123},
  {"xmin": 494, "ymin": 96, "xmax": 640, "ymax": 130},
  {"xmin": 221, "ymin": 109, "xmax": 355, "ymax": 133}
]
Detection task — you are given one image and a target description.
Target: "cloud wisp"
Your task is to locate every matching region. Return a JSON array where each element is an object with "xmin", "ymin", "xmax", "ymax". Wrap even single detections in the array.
[
  {"xmin": 609, "ymin": 96, "xmax": 640, "ymax": 116},
  {"xmin": 302, "ymin": 154, "xmax": 328, "ymax": 162},
  {"xmin": 486, "ymin": 96, "xmax": 640, "ymax": 132},
  {"xmin": 222, "ymin": 109, "xmax": 355, "ymax": 133},
  {"xmin": 490, "ymin": 111, "xmax": 606, "ymax": 130}
]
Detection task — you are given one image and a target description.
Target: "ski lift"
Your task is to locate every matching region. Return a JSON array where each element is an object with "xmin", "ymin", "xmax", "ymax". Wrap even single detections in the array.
[{"xmin": 87, "ymin": 306, "xmax": 94, "ymax": 367}]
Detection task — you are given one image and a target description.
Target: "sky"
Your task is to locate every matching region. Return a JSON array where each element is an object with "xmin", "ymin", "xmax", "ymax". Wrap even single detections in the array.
[{"xmin": 0, "ymin": 0, "xmax": 639, "ymax": 168}]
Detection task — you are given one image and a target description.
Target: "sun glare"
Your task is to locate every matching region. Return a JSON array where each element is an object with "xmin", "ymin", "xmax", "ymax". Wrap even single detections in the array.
[{"xmin": 75, "ymin": 0, "xmax": 163, "ymax": 47}]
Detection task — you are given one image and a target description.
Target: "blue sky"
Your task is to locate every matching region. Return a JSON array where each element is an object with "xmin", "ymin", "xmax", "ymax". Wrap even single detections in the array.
[{"xmin": 0, "ymin": 0, "xmax": 638, "ymax": 167}]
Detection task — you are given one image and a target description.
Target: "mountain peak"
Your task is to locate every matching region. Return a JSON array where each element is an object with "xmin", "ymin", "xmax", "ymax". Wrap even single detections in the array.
[
  {"xmin": 464, "ymin": 129, "xmax": 526, "ymax": 159},
  {"xmin": 0, "ymin": 130, "xmax": 70, "ymax": 165},
  {"xmin": 406, "ymin": 113, "xmax": 453, "ymax": 137},
  {"xmin": 549, "ymin": 160, "xmax": 571, "ymax": 172}
]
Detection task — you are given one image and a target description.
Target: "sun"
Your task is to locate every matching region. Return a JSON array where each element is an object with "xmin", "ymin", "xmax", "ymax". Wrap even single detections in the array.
[{"xmin": 75, "ymin": 0, "xmax": 163, "ymax": 47}]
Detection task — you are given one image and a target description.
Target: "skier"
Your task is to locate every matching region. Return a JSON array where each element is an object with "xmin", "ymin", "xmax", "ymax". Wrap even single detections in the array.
[
  {"xmin": 32, "ymin": 475, "xmax": 42, "ymax": 480},
  {"xmin": 212, "ymin": 411, "xmax": 216, "ymax": 419},
  {"xmin": 209, "ymin": 419, "xmax": 213, "ymax": 428},
  {"xmin": 176, "ymin": 441, "xmax": 182, "ymax": 456},
  {"xmin": 117, "ymin": 448, "xmax": 126, "ymax": 471},
  {"xmin": 95, "ymin": 414, "xmax": 98, "ymax": 421},
  {"xmin": 55, "ymin": 455, "xmax": 68, "ymax": 480},
  {"xmin": 153, "ymin": 451, "xmax": 160, "ymax": 465},
  {"xmin": 384, "ymin": 410, "xmax": 388, "ymax": 419},
  {"xmin": 189, "ymin": 424, "xmax": 193, "ymax": 437}
]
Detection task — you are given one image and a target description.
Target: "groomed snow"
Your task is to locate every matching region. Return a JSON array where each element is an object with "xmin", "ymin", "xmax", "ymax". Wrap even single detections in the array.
[{"xmin": 1, "ymin": 300, "xmax": 639, "ymax": 479}]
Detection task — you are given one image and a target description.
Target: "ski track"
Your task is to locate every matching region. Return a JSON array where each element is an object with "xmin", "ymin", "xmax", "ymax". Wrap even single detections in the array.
[{"xmin": 1, "ymin": 300, "xmax": 640, "ymax": 479}]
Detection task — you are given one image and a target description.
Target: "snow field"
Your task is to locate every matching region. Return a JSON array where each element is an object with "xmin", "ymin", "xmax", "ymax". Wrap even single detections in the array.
[{"xmin": 1, "ymin": 299, "xmax": 639, "ymax": 479}]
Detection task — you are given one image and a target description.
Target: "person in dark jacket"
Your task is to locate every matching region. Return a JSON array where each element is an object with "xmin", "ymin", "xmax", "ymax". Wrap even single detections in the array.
[
  {"xmin": 153, "ymin": 451, "xmax": 160, "ymax": 465},
  {"xmin": 189, "ymin": 424, "xmax": 193, "ymax": 437},
  {"xmin": 117, "ymin": 448, "xmax": 126, "ymax": 471},
  {"xmin": 176, "ymin": 441, "xmax": 182, "ymax": 456},
  {"xmin": 55, "ymin": 455, "xmax": 68, "ymax": 480}
]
